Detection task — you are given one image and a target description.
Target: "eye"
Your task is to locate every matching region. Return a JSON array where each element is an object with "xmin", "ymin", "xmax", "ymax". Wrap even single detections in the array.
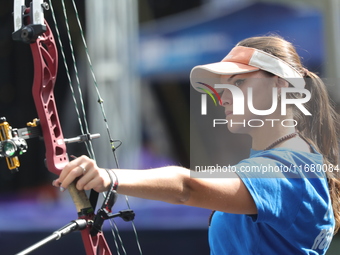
[{"xmin": 234, "ymin": 79, "xmax": 245, "ymax": 87}]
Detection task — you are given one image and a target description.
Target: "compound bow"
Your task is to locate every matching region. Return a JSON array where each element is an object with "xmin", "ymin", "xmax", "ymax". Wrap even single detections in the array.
[{"xmin": 0, "ymin": 1, "xmax": 142, "ymax": 254}]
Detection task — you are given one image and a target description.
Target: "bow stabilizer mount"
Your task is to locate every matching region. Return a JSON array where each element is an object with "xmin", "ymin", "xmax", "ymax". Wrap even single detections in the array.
[{"xmin": 12, "ymin": 0, "xmax": 49, "ymax": 44}]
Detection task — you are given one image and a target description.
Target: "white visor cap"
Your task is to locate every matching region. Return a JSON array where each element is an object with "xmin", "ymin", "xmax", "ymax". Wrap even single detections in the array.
[{"xmin": 190, "ymin": 46, "xmax": 305, "ymax": 93}]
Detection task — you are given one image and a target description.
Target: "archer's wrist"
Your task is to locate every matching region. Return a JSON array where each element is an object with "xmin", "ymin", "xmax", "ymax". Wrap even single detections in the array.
[{"xmin": 105, "ymin": 168, "xmax": 119, "ymax": 192}]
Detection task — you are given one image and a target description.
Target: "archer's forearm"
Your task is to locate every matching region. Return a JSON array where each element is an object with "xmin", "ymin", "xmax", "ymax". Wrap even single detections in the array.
[{"xmin": 112, "ymin": 166, "xmax": 192, "ymax": 205}]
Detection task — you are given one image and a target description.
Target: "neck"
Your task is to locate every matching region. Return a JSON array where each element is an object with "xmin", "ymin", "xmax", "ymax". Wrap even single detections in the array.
[{"xmin": 250, "ymin": 122, "xmax": 297, "ymax": 151}]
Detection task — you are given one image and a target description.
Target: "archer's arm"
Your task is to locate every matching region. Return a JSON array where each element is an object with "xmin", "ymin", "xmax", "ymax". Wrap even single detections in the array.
[{"xmin": 55, "ymin": 156, "xmax": 257, "ymax": 215}]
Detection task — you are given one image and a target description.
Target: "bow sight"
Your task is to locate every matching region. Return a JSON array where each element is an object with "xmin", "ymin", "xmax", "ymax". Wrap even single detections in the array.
[
  {"xmin": 0, "ymin": 116, "xmax": 101, "ymax": 172},
  {"xmin": 0, "ymin": 117, "xmax": 37, "ymax": 172}
]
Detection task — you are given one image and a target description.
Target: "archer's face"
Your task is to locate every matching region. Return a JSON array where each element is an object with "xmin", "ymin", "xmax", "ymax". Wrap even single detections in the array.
[{"xmin": 220, "ymin": 71, "xmax": 281, "ymax": 135}]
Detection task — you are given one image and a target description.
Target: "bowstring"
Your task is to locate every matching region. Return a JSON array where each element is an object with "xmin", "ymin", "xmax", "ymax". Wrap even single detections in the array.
[
  {"xmin": 49, "ymin": 0, "xmax": 143, "ymax": 254},
  {"xmin": 48, "ymin": 0, "xmax": 95, "ymax": 160},
  {"xmin": 68, "ymin": 4, "xmax": 143, "ymax": 255},
  {"xmin": 48, "ymin": 0, "xmax": 122, "ymax": 253}
]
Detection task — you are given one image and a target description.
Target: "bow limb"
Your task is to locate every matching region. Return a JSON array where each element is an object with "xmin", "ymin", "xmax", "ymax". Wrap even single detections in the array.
[
  {"xmin": 14, "ymin": 1, "xmax": 112, "ymax": 254},
  {"xmin": 30, "ymin": 20, "xmax": 67, "ymax": 176},
  {"xmin": 31, "ymin": 15, "xmax": 112, "ymax": 255}
]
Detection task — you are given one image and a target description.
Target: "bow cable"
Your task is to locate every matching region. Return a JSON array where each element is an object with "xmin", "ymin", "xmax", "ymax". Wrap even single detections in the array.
[{"xmin": 48, "ymin": 0, "xmax": 142, "ymax": 254}]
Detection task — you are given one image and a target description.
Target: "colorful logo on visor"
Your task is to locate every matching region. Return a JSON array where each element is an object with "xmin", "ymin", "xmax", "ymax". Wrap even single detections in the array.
[{"xmin": 196, "ymin": 82, "xmax": 222, "ymax": 106}]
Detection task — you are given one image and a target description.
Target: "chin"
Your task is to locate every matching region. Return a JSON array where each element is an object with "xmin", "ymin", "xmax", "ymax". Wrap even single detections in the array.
[
  {"xmin": 225, "ymin": 116, "xmax": 247, "ymax": 134},
  {"xmin": 227, "ymin": 124, "xmax": 249, "ymax": 135}
]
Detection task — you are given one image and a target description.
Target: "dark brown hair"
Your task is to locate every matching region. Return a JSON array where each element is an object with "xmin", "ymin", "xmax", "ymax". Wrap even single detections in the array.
[{"xmin": 238, "ymin": 35, "xmax": 340, "ymax": 233}]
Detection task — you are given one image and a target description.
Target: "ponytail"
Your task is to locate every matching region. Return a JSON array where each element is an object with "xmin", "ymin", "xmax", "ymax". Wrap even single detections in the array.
[{"xmin": 297, "ymin": 71, "xmax": 340, "ymax": 234}]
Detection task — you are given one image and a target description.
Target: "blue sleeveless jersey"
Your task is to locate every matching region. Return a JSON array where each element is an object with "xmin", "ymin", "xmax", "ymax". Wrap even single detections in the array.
[{"xmin": 209, "ymin": 148, "xmax": 335, "ymax": 255}]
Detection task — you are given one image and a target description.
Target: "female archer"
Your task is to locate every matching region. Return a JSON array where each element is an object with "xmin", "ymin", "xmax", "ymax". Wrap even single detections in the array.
[{"xmin": 54, "ymin": 35, "xmax": 340, "ymax": 254}]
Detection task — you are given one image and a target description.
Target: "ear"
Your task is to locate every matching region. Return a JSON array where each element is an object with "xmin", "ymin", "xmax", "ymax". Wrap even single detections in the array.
[{"xmin": 275, "ymin": 77, "xmax": 289, "ymax": 94}]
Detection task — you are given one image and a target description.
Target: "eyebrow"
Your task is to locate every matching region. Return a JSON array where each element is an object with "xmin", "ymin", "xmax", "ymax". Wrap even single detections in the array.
[{"xmin": 227, "ymin": 74, "xmax": 238, "ymax": 83}]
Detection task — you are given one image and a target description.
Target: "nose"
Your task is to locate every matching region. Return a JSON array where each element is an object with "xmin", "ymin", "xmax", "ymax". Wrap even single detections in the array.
[{"xmin": 221, "ymin": 89, "xmax": 233, "ymax": 106}]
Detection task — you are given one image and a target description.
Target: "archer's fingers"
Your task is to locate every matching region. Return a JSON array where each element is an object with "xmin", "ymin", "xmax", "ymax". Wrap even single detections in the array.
[
  {"xmin": 56, "ymin": 155, "xmax": 94, "ymax": 190},
  {"xmin": 83, "ymin": 177, "xmax": 108, "ymax": 193},
  {"xmin": 75, "ymin": 168, "xmax": 97, "ymax": 190},
  {"xmin": 59, "ymin": 155, "xmax": 86, "ymax": 180},
  {"xmin": 76, "ymin": 167, "xmax": 112, "ymax": 192}
]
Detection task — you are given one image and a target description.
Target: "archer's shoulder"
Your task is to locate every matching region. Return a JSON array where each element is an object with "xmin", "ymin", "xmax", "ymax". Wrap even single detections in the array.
[
  {"xmin": 247, "ymin": 147, "xmax": 323, "ymax": 165},
  {"xmin": 234, "ymin": 147, "xmax": 325, "ymax": 179}
]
